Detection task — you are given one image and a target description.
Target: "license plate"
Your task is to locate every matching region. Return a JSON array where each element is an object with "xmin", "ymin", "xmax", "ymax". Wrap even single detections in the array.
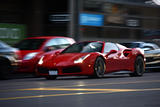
[{"xmin": 49, "ymin": 70, "xmax": 58, "ymax": 75}]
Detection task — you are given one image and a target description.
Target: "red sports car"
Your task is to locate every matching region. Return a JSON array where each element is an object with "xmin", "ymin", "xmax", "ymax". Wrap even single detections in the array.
[
  {"xmin": 14, "ymin": 36, "xmax": 75, "ymax": 74},
  {"xmin": 36, "ymin": 41, "xmax": 145, "ymax": 80}
]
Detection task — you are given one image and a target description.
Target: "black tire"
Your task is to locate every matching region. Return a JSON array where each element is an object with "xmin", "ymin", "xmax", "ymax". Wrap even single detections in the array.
[
  {"xmin": 0, "ymin": 64, "xmax": 12, "ymax": 80},
  {"xmin": 129, "ymin": 56, "xmax": 145, "ymax": 77},
  {"xmin": 32, "ymin": 72, "xmax": 41, "ymax": 78},
  {"xmin": 45, "ymin": 76, "xmax": 57, "ymax": 80},
  {"xmin": 93, "ymin": 57, "xmax": 106, "ymax": 78}
]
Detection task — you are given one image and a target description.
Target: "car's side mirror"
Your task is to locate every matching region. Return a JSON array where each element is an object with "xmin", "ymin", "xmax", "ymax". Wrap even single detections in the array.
[
  {"xmin": 43, "ymin": 46, "xmax": 54, "ymax": 52},
  {"xmin": 55, "ymin": 51, "xmax": 61, "ymax": 55}
]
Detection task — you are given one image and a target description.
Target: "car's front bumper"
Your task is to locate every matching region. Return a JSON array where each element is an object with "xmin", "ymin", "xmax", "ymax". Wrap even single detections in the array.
[
  {"xmin": 145, "ymin": 56, "xmax": 160, "ymax": 69},
  {"xmin": 36, "ymin": 62, "xmax": 94, "ymax": 76}
]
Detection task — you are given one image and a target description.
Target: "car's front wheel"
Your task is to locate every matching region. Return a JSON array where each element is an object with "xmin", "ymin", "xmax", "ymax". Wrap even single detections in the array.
[
  {"xmin": 129, "ymin": 56, "xmax": 145, "ymax": 77},
  {"xmin": 93, "ymin": 57, "xmax": 106, "ymax": 78},
  {"xmin": 0, "ymin": 64, "xmax": 12, "ymax": 80}
]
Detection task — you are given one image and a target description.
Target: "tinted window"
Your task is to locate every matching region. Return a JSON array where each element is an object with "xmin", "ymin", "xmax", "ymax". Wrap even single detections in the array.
[
  {"xmin": 45, "ymin": 38, "xmax": 72, "ymax": 49},
  {"xmin": 45, "ymin": 39, "xmax": 59, "ymax": 46},
  {"xmin": 121, "ymin": 43, "xmax": 140, "ymax": 48},
  {"xmin": 62, "ymin": 42, "xmax": 103, "ymax": 53},
  {"xmin": 104, "ymin": 42, "xmax": 119, "ymax": 53},
  {"xmin": 15, "ymin": 39, "xmax": 45, "ymax": 50},
  {"xmin": 46, "ymin": 38, "xmax": 70, "ymax": 46}
]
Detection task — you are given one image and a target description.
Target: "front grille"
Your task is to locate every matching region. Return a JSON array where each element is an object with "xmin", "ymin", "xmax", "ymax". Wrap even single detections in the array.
[
  {"xmin": 146, "ymin": 57, "xmax": 154, "ymax": 62},
  {"xmin": 146, "ymin": 63, "xmax": 160, "ymax": 68},
  {"xmin": 37, "ymin": 67, "xmax": 49, "ymax": 74},
  {"xmin": 62, "ymin": 66, "xmax": 81, "ymax": 73}
]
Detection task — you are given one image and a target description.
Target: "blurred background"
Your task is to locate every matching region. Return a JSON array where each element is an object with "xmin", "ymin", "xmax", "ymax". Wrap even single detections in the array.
[{"xmin": 0, "ymin": 0, "xmax": 160, "ymax": 45}]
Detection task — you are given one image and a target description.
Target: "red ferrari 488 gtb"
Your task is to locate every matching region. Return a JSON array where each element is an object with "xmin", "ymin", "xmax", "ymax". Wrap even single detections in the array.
[{"xmin": 36, "ymin": 41, "xmax": 145, "ymax": 80}]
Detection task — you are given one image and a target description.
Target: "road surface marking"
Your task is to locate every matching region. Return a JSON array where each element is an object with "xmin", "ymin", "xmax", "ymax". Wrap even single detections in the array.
[
  {"xmin": 1, "ymin": 80, "xmax": 160, "ymax": 92},
  {"xmin": 0, "ymin": 88, "xmax": 160, "ymax": 101},
  {"xmin": 17, "ymin": 88, "xmax": 137, "ymax": 92},
  {"xmin": 59, "ymin": 80, "xmax": 160, "ymax": 88}
]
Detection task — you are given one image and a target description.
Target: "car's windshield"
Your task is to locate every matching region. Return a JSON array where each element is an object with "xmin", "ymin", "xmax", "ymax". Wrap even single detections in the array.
[
  {"xmin": 62, "ymin": 42, "xmax": 103, "ymax": 53},
  {"xmin": 15, "ymin": 39, "xmax": 45, "ymax": 50},
  {"xmin": 121, "ymin": 43, "xmax": 140, "ymax": 48},
  {"xmin": 0, "ymin": 41, "xmax": 10, "ymax": 48}
]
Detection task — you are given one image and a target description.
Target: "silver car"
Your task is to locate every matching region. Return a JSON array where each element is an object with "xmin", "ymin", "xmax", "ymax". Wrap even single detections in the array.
[
  {"xmin": 0, "ymin": 41, "xmax": 21, "ymax": 79},
  {"xmin": 121, "ymin": 42, "xmax": 160, "ymax": 71}
]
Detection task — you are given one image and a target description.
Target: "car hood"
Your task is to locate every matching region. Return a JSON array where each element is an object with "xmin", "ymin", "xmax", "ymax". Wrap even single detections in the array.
[
  {"xmin": 19, "ymin": 50, "xmax": 39, "ymax": 58},
  {"xmin": 0, "ymin": 47, "xmax": 17, "ymax": 53},
  {"xmin": 42, "ymin": 53, "xmax": 89, "ymax": 67},
  {"xmin": 56, "ymin": 53, "xmax": 89, "ymax": 61},
  {"xmin": 145, "ymin": 49, "xmax": 160, "ymax": 54}
]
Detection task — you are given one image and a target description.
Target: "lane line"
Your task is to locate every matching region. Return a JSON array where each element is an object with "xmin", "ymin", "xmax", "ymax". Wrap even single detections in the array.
[
  {"xmin": 17, "ymin": 87, "xmax": 160, "ymax": 92},
  {"xmin": 0, "ymin": 91, "xmax": 111, "ymax": 101},
  {"xmin": 1, "ymin": 80, "xmax": 160, "ymax": 92},
  {"xmin": 17, "ymin": 88, "xmax": 137, "ymax": 92},
  {"xmin": 0, "ymin": 88, "xmax": 160, "ymax": 101},
  {"xmin": 67, "ymin": 80, "xmax": 160, "ymax": 87}
]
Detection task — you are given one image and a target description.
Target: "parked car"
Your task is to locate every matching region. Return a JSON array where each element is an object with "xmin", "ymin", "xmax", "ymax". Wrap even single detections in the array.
[
  {"xmin": 0, "ymin": 41, "xmax": 21, "ymax": 79},
  {"xmin": 121, "ymin": 41, "xmax": 160, "ymax": 70},
  {"xmin": 36, "ymin": 41, "xmax": 145, "ymax": 80},
  {"xmin": 14, "ymin": 36, "xmax": 75, "ymax": 74}
]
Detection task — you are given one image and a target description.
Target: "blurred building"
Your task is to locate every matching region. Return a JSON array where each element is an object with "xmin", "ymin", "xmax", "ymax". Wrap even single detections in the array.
[
  {"xmin": 0, "ymin": 0, "xmax": 69, "ymax": 44},
  {"xmin": 79, "ymin": 0, "xmax": 160, "ymax": 42},
  {"xmin": 0, "ymin": 0, "xmax": 160, "ymax": 43}
]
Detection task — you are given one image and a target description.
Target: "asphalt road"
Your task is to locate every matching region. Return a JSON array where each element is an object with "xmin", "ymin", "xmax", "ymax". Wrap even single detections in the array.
[{"xmin": 0, "ymin": 72, "xmax": 160, "ymax": 107}]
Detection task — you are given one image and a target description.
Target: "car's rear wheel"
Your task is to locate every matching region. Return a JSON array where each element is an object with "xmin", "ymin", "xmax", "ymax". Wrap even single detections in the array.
[
  {"xmin": 129, "ymin": 56, "xmax": 145, "ymax": 77},
  {"xmin": 45, "ymin": 76, "xmax": 57, "ymax": 80},
  {"xmin": 93, "ymin": 57, "xmax": 106, "ymax": 78}
]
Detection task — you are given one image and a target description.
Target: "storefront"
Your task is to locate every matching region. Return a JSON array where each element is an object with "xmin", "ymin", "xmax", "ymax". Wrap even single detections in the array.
[
  {"xmin": 77, "ymin": 0, "xmax": 160, "ymax": 42},
  {"xmin": 0, "ymin": 0, "xmax": 160, "ymax": 43}
]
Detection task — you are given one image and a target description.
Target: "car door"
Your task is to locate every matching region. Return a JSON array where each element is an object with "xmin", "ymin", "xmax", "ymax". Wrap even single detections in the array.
[{"xmin": 103, "ymin": 42, "xmax": 121, "ymax": 72}]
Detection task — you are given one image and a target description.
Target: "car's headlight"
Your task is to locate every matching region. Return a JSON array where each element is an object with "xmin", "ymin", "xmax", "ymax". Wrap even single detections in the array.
[
  {"xmin": 23, "ymin": 52, "xmax": 38, "ymax": 60},
  {"xmin": 38, "ymin": 56, "xmax": 44, "ymax": 65},
  {"xmin": 74, "ymin": 54, "xmax": 90, "ymax": 64}
]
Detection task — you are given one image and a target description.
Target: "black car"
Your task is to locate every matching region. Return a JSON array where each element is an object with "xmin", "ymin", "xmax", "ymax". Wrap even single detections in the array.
[
  {"xmin": 0, "ymin": 41, "xmax": 21, "ymax": 79},
  {"xmin": 121, "ymin": 42, "xmax": 160, "ymax": 71}
]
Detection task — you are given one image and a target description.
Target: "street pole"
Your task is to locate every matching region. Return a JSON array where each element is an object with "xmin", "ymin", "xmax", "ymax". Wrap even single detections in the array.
[{"xmin": 69, "ymin": 0, "xmax": 82, "ymax": 42}]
